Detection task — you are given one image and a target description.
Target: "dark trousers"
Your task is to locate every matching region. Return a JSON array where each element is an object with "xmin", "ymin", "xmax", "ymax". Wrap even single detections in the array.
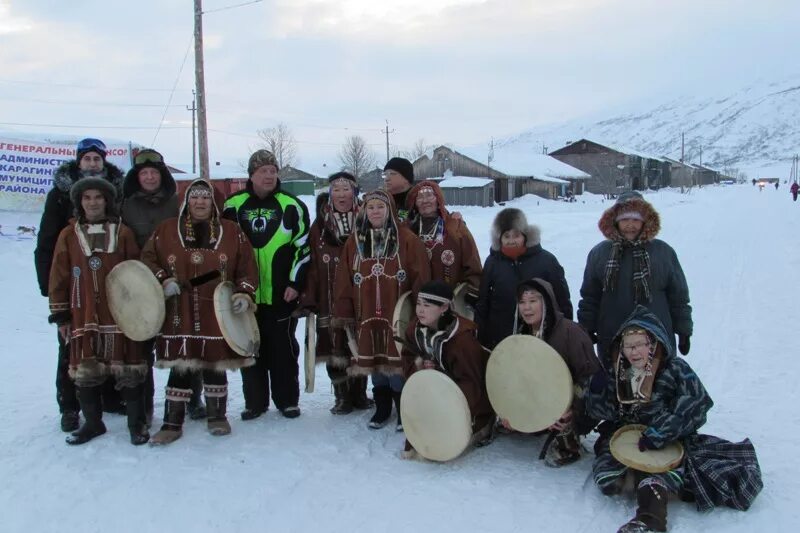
[
  {"xmin": 167, "ymin": 369, "xmax": 226, "ymax": 389},
  {"xmin": 56, "ymin": 333, "xmax": 79, "ymax": 413},
  {"xmin": 241, "ymin": 305, "xmax": 300, "ymax": 412},
  {"xmin": 143, "ymin": 339, "xmax": 156, "ymax": 416}
]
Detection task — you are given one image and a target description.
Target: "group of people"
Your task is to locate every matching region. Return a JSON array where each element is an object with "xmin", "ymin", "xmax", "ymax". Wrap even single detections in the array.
[{"xmin": 35, "ymin": 140, "xmax": 761, "ymax": 533}]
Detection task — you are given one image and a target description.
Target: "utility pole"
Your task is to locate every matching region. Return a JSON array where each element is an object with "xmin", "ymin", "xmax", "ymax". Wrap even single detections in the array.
[
  {"xmin": 680, "ymin": 132, "xmax": 684, "ymax": 163},
  {"xmin": 381, "ymin": 119, "xmax": 395, "ymax": 163},
  {"xmin": 699, "ymin": 145, "xmax": 703, "ymax": 167},
  {"xmin": 194, "ymin": 0, "xmax": 210, "ymax": 180},
  {"xmin": 186, "ymin": 90, "xmax": 197, "ymax": 174}
]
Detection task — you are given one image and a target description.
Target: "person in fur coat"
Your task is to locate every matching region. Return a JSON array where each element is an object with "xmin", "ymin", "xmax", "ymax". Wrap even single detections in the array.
[
  {"xmin": 141, "ymin": 179, "xmax": 259, "ymax": 444},
  {"xmin": 401, "ymin": 280, "xmax": 494, "ymax": 459},
  {"xmin": 404, "ymin": 180, "xmax": 482, "ymax": 296},
  {"xmin": 300, "ymin": 172, "xmax": 373, "ymax": 414},
  {"xmin": 35, "ymin": 138, "xmax": 125, "ymax": 432},
  {"xmin": 333, "ymin": 189, "xmax": 431, "ymax": 430},
  {"xmin": 505, "ymin": 278, "xmax": 601, "ymax": 467},
  {"xmin": 475, "ymin": 207, "xmax": 572, "ymax": 350},
  {"xmin": 577, "ymin": 191, "xmax": 692, "ymax": 367},
  {"xmin": 48, "ymin": 177, "xmax": 148, "ymax": 445},
  {"xmin": 586, "ymin": 306, "xmax": 762, "ymax": 533}
]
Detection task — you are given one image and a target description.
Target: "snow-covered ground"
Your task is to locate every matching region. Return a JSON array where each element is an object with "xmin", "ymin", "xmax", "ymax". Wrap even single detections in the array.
[{"xmin": 0, "ymin": 183, "xmax": 796, "ymax": 532}]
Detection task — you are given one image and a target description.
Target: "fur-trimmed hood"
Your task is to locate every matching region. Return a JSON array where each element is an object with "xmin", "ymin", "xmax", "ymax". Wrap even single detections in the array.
[
  {"xmin": 123, "ymin": 160, "xmax": 176, "ymax": 199},
  {"xmin": 52, "ymin": 159, "xmax": 124, "ymax": 196},
  {"xmin": 515, "ymin": 277, "xmax": 563, "ymax": 339},
  {"xmin": 598, "ymin": 191, "xmax": 661, "ymax": 241},
  {"xmin": 490, "ymin": 207, "xmax": 540, "ymax": 251},
  {"xmin": 406, "ymin": 180, "xmax": 449, "ymax": 220}
]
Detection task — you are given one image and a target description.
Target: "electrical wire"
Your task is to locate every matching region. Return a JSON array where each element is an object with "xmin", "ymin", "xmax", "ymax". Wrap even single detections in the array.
[
  {"xmin": 203, "ymin": 0, "xmax": 263, "ymax": 14},
  {"xmin": 152, "ymin": 35, "xmax": 195, "ymax": 146},
  {"xmin": 0, "ymin": 96, "xmax": 183, "ymax": 108}
]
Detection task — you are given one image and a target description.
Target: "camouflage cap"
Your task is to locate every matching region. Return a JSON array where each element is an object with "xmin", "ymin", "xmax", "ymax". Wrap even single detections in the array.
[{"xmin": 248, "ymin": 149, "xmax": 279, "ymax": 176}]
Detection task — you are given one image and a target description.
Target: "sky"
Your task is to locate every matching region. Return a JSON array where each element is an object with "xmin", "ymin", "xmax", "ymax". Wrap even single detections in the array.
[{"xmin": 1, "ymin": 0, "xmax": 797, "ymax": 173}]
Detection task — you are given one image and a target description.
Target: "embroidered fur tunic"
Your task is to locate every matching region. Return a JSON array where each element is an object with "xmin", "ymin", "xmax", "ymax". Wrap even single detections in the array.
[
  {"xmin": 333, "ymin": 191, "xmax": 430, "ymax": 376},
  {"xmin": 140, "ymin": 180, "xmax": 259, "ymax": 372},
  {"xmin": 48, "ymin": 220, "xmax": 146, "ymax": 385}
]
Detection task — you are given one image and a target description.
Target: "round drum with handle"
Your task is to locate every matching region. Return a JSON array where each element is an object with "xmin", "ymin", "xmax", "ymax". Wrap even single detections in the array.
[
  {"xmin": 106, "ymin": 260, "xmax": 165, "ymax": 341},
  {"xmin": 452, "ymin": 282, "xmax": 475, "ymax": 321},
  {"xmin": 392, "ymin": 290, "xmax": 414, "ymax": 354},
  {"xmin": 486, "ymin": 334, "xmax": 573, "ymax": 433},
  {"xmin": 610, "ymin": 424, "xmax": 685, "ymax": 474},
  {"xmin": 213, "ymin": 281, "xmax": 260, "ymax": 357},
  {"xmin": 401, "ymin": 369, "xmax": 473, "ymax": 462}
]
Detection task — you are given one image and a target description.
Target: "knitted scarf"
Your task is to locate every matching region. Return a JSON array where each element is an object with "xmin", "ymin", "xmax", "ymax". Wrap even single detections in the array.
[{"xmin": 603, "ymin": 238, "xmax": 651, "ymax": 303}]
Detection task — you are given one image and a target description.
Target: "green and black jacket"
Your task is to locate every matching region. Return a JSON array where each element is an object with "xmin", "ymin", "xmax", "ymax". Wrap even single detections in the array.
[{"xmin": 223, "ymin": 180, "xmax": 310, "ymax": 307}]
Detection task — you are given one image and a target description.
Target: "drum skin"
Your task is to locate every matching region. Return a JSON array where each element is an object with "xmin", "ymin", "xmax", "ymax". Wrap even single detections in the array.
[
  {"xmin": 106, "ymin": 260, "xmax": 165, "ymax": 341},
  {"xmin": 610, "ymin": 424, "xmax": 685, "ymax": 474},
  {"xmin": 486, "ymin": 335, "xmax": 573, "ymax": 433},
  {"xmin": 452, "ymin": 282, "xmax": 475, "ymax": 321},
  {"xmin": 392, "ymin": 291, "xmax": 415, "ymax": 354},
  {"xmin": 213, "ymin": 281, "xmax": 260, "ymax": 357},
  {"xmin": 401, "ymin": 369, "xmax": 473, "ymax": 462}
]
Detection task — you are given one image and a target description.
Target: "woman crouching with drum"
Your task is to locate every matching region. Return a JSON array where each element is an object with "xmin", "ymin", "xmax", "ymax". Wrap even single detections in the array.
[
  {"xmin": 501, "ymin": 278, "xmax": 600, "ymax": 467},
  {"xmin": 400, "ymin": 281, "xmax": 494, "ymax": 459},
  {"xmin": 586, "ymin": 306, "xmax": 762, "ymax": 533},
  {"xmin": 333, "ymin": 189, "xmax": 430, "ymax": 430}
]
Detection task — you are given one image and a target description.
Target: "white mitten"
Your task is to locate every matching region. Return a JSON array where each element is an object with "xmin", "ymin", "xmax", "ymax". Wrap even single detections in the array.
[
  {"xmin": 231, "ymin": 293, "xmax": 253, "ymax": 314},
  {"xmin": 163, "ymin": 278, "xmax": 181, "ymax": 298}
]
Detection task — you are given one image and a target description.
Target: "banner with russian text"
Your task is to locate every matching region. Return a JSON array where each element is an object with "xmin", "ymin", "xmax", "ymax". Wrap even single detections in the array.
[{"xmin": 0, "ymin": 137, "xmax": 131, "ymax": 212}]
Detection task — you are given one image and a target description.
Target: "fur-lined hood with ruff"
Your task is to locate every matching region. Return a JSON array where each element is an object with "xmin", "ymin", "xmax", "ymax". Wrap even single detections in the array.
[
  {"xmin": 490, "ymin": 207, "xmax": 541, "ymax": 251},
  {"xmin": 52, "ymin": 159, "xmax": 124, "ymax": 196},
  {"xmin": 598, "ymin": 191, "xmax": 661, "ymax": 241},
  {"xmin": 123, "ymin": 159, "xmax": 176, "ymax": 199},
  {"xmin": 406, "ymin": 180, "xmax": 449, "ymax": 220}
]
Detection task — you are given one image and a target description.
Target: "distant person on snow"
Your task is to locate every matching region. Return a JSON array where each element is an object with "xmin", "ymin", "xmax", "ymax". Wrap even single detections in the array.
[
  {"xmin": 791, "ymin": 182, "xmax": 799, "ymax": 201},
  {"xmin": 34, "ymin": 138, "xmax": 125, "ymax": 433},
  {"xmin": 586, "ymin": 307, "xmax": 762, "ymax": 533},
  {"xmin": 578, "ymin": 191, "xmax": 692, "ymax": 368},
  {"xmin": 774, "ymin": 182, "xmax": 779, "ymax": 190},
  {"xmin": 475, "ymin": 207, "xmax": 573, "ymax": 350},
  {"xmin": 48, "ymin": 177, "xmax": 147, "ymax": 445}
]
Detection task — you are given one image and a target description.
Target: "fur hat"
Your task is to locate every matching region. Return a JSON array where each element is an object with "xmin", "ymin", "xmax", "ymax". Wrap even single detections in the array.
[
  {"xmin": 490, "ymin": 207, "xmax": 541, "ymax": 251},
  {"xmin": 247, "ymin": 149, "xmax": 279, "ymax": 176},
  {"xmin": 70, "ymin": 177, "xmax": 118, "ymax": 218},
  {"xmin": 384, "ymin": 157, "xmax": 414, "ymax": 184},
  {"xmin": 598, "ymin": 191, "xmax": 661, "ymax": 241},
  {"xmin": 418, "ymin": 280, "xmax": 454, "ymax": 305},
  {"xmin": 76, "ymin": 138, "xmax": 107, "ymax": 161}
]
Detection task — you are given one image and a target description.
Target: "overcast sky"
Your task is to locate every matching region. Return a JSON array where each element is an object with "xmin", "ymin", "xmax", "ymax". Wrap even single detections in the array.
[{"xmin": 1, "ymin": 0, "xmax": 797, "ymax": 172}]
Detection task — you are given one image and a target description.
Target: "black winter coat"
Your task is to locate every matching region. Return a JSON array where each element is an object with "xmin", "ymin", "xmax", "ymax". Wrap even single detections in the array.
[
  {"xmin": 475, "ymin": 245, "xmax": 572, "ymax": 349},
  {"xmin": 33, "ymin": 160, "xmax": 124, "ymax": 296},
  {"xmin": 121, "ymin": 163, "xmax": 178, "ymax": 248}
]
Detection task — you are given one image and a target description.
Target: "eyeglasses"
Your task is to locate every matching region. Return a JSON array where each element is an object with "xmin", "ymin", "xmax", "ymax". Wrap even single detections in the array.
[
  {"xmin": 134, "ymin": 150, "xmax": 164, "ymax": 165},
  {"xmin": 77, "ymin": 138, "xmax": 106, "ymax": 152},
  {"xmin": 622, "ymin": 341, "xmax": 651, "ymax": 352}
]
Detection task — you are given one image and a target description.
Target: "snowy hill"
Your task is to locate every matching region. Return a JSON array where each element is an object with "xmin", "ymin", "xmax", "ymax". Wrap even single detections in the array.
[{"xmin": 496, "ymin": 76, "xmax": 800, "ymax": 178}]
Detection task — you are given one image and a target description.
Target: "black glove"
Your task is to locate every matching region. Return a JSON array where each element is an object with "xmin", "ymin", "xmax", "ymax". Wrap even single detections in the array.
[
  {"xmin": 638, "ymin": 434, "xmax": 658, "ymax": 452},
  {"xmin": 678, "ymin": 334, "xmax": 691, "ymax": 356}
]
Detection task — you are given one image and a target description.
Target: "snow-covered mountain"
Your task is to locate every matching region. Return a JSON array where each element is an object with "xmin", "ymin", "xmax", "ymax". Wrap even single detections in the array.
[{"xmin": 498, "ymin": 76, "xmax": 800, "ymax": 177}]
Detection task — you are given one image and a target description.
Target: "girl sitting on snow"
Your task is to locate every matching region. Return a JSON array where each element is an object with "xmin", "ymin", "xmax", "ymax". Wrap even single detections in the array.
[{"xmin": 586, "ymin": 306, "xmax": 762, "ymax": 533}]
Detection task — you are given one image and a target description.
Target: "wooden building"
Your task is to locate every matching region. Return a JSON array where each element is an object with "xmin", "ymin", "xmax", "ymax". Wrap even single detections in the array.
[
  {"xmin": 436, "ymin": 172, "xmax": 495, "ymax": 207},
  {"xmin": 549, "ymin": 139, "xmax": 669, "ymax": 194}
]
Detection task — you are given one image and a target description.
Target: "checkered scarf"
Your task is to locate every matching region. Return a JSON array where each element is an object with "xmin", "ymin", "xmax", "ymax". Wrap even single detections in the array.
[{"xmin": 603, "ymin": 238, "xmax": 651, "ymax": 303}]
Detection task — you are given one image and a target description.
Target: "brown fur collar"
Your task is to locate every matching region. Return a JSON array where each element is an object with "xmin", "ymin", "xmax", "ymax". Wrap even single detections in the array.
[{"xmin": 598, "ymin": 197, "xmax": 661, "ymax": 241}]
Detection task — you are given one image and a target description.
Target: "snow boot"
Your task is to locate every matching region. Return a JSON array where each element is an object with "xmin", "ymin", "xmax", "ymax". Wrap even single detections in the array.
[
  {"xmin": 123, "ymin": 385, "xmax": 150, "ymax": 446},
  {"xmin": 543, "ymin": 429, "xmax": 581, "ymax": 468},
  {"xmin": 240, "ymin": 408, "xmax": 266, "ymax": 421},
  {"xmin": 392, "ymin": 390, "xmax": 403, "ymax": 432},
  {"xmin": 151, "ymin": 388, "xmax": 190, "ymax": 445},
  {"xmin": 60, "ymin": 410, "xmax": 79, "ymax": 433},
  {"xmin": 205, "ymin": 385, "xmax": 231, "ymax": 436},
  {"xmin": 349, "ymin": 376, "xmax": 374, "ymax": 410},
  {"xmin": 67, "ymin": 386, "xmax": 106, "ymax": 445},
  {"xmin": 330, "ymin": 380, "xmax": 353, "ymax": 415},
  {"xmin": 187, "ymin": 373, "xmax": 207, "ymax": 420},
  {"xmin": 618, "ymin": 481, "xmax": 668, "ymax": 533},
  {"xmin": 368, "ymin": 386, "xmax": 392, "ymax": 429}
]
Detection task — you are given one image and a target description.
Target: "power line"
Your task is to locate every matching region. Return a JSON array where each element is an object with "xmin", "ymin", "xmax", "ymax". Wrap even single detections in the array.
[
  {"xmin": 0, "ymin": 121, "xmax": 190, "ymax": 130},
  {"xmin": 152, "ymin": 34, "xmax": 195, "ymax": 146},
  {"xmin": 0, "ymin": 95, "xmax": 184, "ymax": 108},
  {"xmin": 203, "ymin": 0, "xmax": 263, "ymax": 14},
  {"xmin": 0, "ymin": 78, "xmax": 189, "ymax": 93}
]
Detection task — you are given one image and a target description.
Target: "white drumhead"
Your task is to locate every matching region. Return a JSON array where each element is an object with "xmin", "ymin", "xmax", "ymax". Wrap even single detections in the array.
[
  {"xmin": 106, "ymin": 260, "xmax": 165, "ymax": 341},
  {"xmin": 213, "ymin": 281, "xmax": 260, "ymax": 357}
]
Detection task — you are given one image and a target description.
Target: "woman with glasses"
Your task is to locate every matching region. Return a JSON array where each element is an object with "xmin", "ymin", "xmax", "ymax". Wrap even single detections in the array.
[{"xmin": 122, "ymin": 149, "xmax": 206, "ymax": 425}]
